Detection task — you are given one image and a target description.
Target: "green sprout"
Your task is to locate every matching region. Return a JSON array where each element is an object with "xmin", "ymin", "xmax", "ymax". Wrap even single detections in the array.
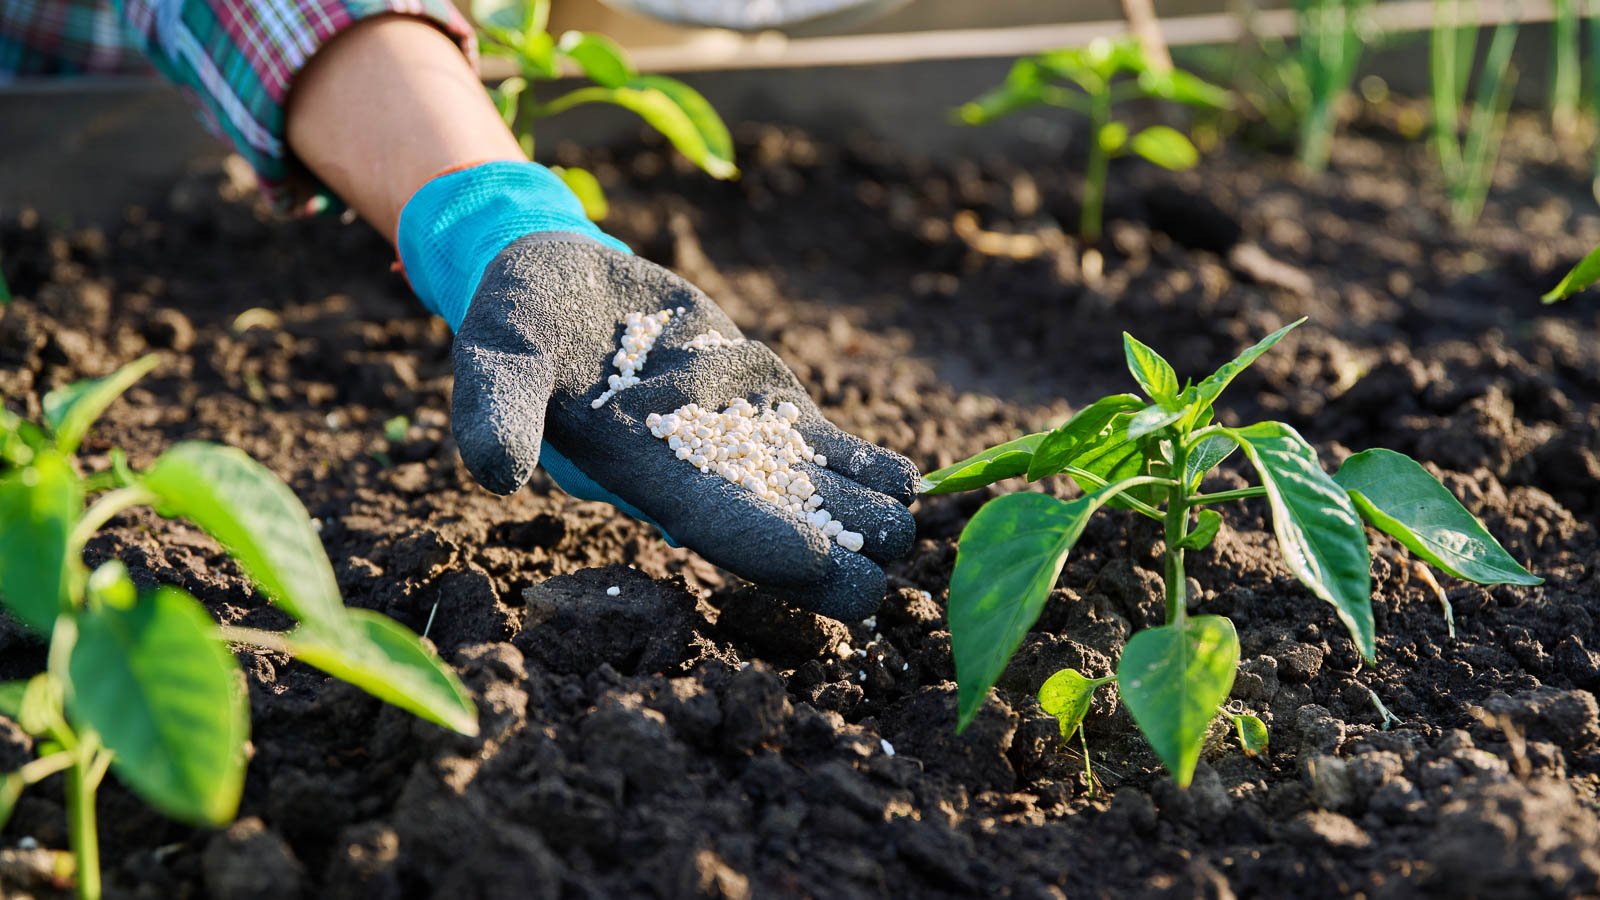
[
  {"xmin": 923, "ymin": 321, "xmax": 1540, "ymax": 787},
  {"xmin": 1289, "ymin": 0, "xmax": 1371, "ymax": 173},
  {"xmin": 1543, "ymin": 240, "xmax": 1600, "ymax": 302},
  {"xmin": 476, "ymin": 0, "xmax": 738, "ymax": 220},
  {"xmin": 0, "ymin": 356, "xmax": 477, "ymax": 900},
  {"xmin": 1182, "ymin": 0, "xmax": 1371, "ymax": 173},
  {"xmin": 1430, "ymin": 0, "xmax": 1518, "ymax": 228},
  {"xmin": 1551, "ymin": 0, "xmax": 1582, "ymax": 139},
  {"xmin": 954, "ymin": 36, "xmax": 1230, "ymax": 243}
]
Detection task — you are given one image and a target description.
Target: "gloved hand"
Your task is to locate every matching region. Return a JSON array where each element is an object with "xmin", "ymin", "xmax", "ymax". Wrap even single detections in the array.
[{"xmin": 397, "ymin": 161, "xmax": 918, "ymax": 620}]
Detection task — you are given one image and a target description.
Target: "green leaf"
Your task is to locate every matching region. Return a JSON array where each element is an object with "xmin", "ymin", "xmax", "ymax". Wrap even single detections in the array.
[
  {"xmin": 1038, "ymin": 668, "xmax": 1111, "ymax": 741},
  {"xmin": 1130, "ymin": 126, "xmax": 1200, "ymax": 170},
  {"xmin": 288, "ymin": 610, "xmax": 479, "ymax": 736},
  {"xmin": 950, "ymin": 486, "xmax": 1124, "ymax": 730},
  {"xmin": 489, "ymin": 76, "xmax": 527, "ymax": 126},
  {"xmin": 68, "ymin": 586, "xmax": 247, "ymax": 825},
  {"xmin": 1066, "ymin": 415, "xmax": 1159, "ymax": 510},
  {"xmin": 16, "ymin": 675, "xmax": 59, "ymax": 737},
  {"xmin": 1098, "ymin": 121, "xmax": 1129, "ymax": 155},
  {"xmin": 1183, "ymin": 319, "xmax": 1305, "ymax": 431},
  {"xmin": 518, "ymin": 30, "xmax": 558, "ymax": 79},
  {"xmin": 557, "ymin": 30, "xmax": 634, "ymax": 87},
  {"xmin": 1127, "ymin": 401, "xmax": 1188, "ymax": 442},
  {"xmin": 552, "ymin": 166, "xmax": 609, "ymax": 221},
  {"xmin": 0, "ymin": 772, "xmax": 19, "ymax": 831},
  {"xmin": 571, "ymin": 85, "xmax": 736, "ymax": 179},
  {"xmin": 0, "ymin": 450, "xmax": 80, "ymax": 633},
  {"xmin": 625, "ymin": 75, "xmax": 737, "ymax": 177},
  {"xmin": 0, "ymin": 680, "xmax": 23, "ymax": 719},
  {"xmin": 1230, "ymin": 423, "xmax": 1374, "ymax": 661},
  {"xmin": 1117, "ymin": 615, "xmax": 1239, "ymax": 787},
  {"xmin": 0, "ymin": 675, "xmax": 58, "ymax": 738},
  {"xmin": 1027, "ymin": 394, "xmax": 1144, "ymax": 481},
  {"xmin": 956, "ymin": 58, "xmax": 1059, "ymax": 124},
  {"xmin": 1140, "ymin": 66, "xmax": 1235, "ymax": 109},
  {"xmin": 1542, "ymin": 242, "xmax": 1600, "ymax": 303},
  {"xmin": 43, "ymin": 354, "xmax": 159, "ymax": 455},
  {"xmin": 142, "ymin": 442, "xmax": 345, "ymax": 632},
  {"xmin": 1333, "ymin": 449, "xmax": 1541, "ymax": 586},
  {"xmin": 1184, "ymin": 435, "xmax": 1238, "ymax": 489},
  {"xmin": 1232, "ymin": 713, "xmax": 1269, "ymax": 757},
  {"xmin": 1124, "ymin": 333, "xmax": 1181, "ymax": 403},
  {"xmin": 920, "ymin": 432, "xmax": 1047, "ymax": 495},
  {"xmin": 1178, "ymin": 509, "xmax": 1223, "ymax": 550}
]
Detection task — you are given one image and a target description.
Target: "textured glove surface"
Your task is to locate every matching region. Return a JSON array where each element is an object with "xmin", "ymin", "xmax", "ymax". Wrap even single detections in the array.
[{"xmin": 451, "ymin": 236, "xmax": 919, "ymax": 620}]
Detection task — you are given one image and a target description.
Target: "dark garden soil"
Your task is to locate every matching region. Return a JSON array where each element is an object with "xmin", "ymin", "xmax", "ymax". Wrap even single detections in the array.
[{"xmin": 3, "ymin": 106, "xmax": 1600, "ymax": 899}]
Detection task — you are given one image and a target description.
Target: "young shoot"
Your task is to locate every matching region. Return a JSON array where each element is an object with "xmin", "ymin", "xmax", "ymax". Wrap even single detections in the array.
[
  {"xmin": 1551, "ymin": 0, "xmax": 1582, "ymax": 139},
  {"xmin": 475, "ymin": 0, "xmax": 738, "ymax": 220},
  {"xmin": 0, "ymin": 357, "xmax": 477, "ymax": 900},
  {"xmin": 1290, "ymin": 0, "xmax": 1372, "ymax": 172},
  {"xmin": 1430, "ymin": 0, "xmax": 1518, "ymax": 228},
  {"xmin": 1544, "ymin": 240, "xmax": 1600, "ymax": 303},
  {"xmin": 954, "ymin": 36, "xmax": 1230, "ymax": 242},
  {"xmin": 922, "ymin": 321, "xmax": 1540, "ymax": 787}
]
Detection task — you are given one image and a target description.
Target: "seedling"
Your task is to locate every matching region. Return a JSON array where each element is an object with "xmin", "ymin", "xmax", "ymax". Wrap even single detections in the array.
[
  {"xmin": 1430, "ymin": 0, "xmax": 1518, "ymax": 228},
  {"xmin": 1551, "ymin": 0, "xmax": 1582, "ymax": 138},
  {"xmin": 923, "ymin": 321, "xmax": 1540, "ymax": 787},
  {"xmin": 1196, "ymin": 0, "xmax": 1370, "ymax": 172},
  {"xmin": 0, "ymin": 357, "xmax": 477, "ymax": 900},
  {"xmin": 476, "ymin": 0, "xmax": 737, "ymax": 219},
  {"xmin": 1543, "ymin": 240, "xmax": 1600, "ymax": 302},
  {"xmin": 955, "ymin": 36, "xmax": 1230, "ymax": 242}
]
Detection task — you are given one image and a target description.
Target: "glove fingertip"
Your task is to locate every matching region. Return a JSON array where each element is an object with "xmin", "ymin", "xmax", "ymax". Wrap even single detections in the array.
[
  {"xmin": 455, "ymin": 421, "xmax": 541, "ymax": 496},
  {"xmin": 781, "ymin": 548, "xmax": 886, "ymax": 622}
]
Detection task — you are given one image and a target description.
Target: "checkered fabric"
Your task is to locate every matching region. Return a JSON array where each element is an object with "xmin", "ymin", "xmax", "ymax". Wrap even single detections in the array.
[{"xmin": 1, "ymin": 0, "xmax": 478, "ymax": 211}]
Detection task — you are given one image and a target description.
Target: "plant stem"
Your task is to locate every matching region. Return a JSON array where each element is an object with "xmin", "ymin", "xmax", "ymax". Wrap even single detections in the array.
[
  {"xmin": 1082, "ymin": 90, "xmax": 1112, "ymax": 242},
  {"xmin": 1163, "ymin": 442, "xmax": 1193, "ymax": 626},
  {"xmin": 1061, "ymin": 466, "xmax": 1166, "ymax": 520},
  {"xmin": 18, "ymin": 751, "xmax": 75, "ymax": 785},
  {"xmin": 1191, "ymin": 486, "xmax": 1268, "ymax": 505},
  {"xmin": 66, "ymin": 758, "xmax": 100, "ymax": 900},
  {"xmin": 217, "ymin": 624, "xmax": 293, "ymax": 654},
  {"xmin": 70, "ymin": 486, "xmax": 153, "ymax": 552}
]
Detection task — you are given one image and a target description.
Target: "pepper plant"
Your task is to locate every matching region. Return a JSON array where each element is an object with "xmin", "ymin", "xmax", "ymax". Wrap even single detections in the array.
[
  {"xmin": 0, "ymin": 356, "xmax": 478, "ymax": 900},
  {"xmin": 476, "ymin": 0, "xmax": 737, "ymax": 220},
  {"xmin": 922, "ymin": 321, "xmax": 1540, "ymax": 787},
  {"xmin": 955, "ymin": 36, "xmax": 1231, "ymax": 242}
]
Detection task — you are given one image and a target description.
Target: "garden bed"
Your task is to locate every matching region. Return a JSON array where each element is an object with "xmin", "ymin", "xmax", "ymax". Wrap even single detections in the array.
[{"xmin": 2, "ymin": 109, "xmax": 1599, "ymax": 898}]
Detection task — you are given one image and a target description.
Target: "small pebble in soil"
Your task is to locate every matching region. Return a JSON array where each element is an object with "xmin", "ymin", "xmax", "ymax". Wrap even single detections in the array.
[
  {"xmin": 17, "ymin": 837, "xmax": 37, "ymax": 850},
  {"xmin": 606, "ymin": 586, "xmax": 621, "ymax": 596},
  {"xmin": 880, "ymin": 739, "xmax": 895, "ymax": 757},
  {"xmin": 862, "ymin": 616, "xmax": 876, "ymax": 630},
  {"xmin": 592, "ymin": 307, "xmax": 682, "ymax": 408},
  {"xmin": 648, "ymin": 398, "xmax": 865, "ymax": 551},
  {"xmin": 838, "ymin": 641, "xmax": 852, "ymax": 656}
]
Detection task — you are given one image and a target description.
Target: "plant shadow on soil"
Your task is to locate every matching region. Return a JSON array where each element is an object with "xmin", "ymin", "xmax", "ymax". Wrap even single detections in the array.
[{"xmin": 2, "ymin": 110, "xmax": 1600, "ymax": 898}]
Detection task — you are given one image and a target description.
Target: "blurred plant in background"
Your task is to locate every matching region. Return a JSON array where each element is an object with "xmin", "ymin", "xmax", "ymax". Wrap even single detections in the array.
[
  {"xmin": 955, "ymin": 36, "xmax": 1230, "ymax": 243},
  {"xmin": 475, "ymin": 0, "xmax": 738, "ymax": 219},
  {"xmin": 1430, "ymin": 0, "xmax": 1518, "ymax": 228}
]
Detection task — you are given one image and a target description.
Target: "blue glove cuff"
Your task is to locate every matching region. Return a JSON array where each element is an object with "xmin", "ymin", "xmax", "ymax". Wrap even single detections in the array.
[{"xmin": 396, "ymin": 161, "xmax": 631, "ymax": 331}]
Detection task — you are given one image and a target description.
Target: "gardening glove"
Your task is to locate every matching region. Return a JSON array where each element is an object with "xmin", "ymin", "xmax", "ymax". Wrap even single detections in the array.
[{"xmin": 397, "ymin": 161, "xmax": 919, "ymax": 620}]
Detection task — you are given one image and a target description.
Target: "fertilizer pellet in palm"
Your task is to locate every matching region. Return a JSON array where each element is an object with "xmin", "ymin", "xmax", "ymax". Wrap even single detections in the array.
[{"xmin": 646, "ymin": 399, "xmax": 864, "ymax": 552}]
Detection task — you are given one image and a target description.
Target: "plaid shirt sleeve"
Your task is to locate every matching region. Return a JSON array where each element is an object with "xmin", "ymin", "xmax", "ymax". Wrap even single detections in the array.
[{"xmin": 3, "ymin": 0, "xmax": 478, "ymax": 213}]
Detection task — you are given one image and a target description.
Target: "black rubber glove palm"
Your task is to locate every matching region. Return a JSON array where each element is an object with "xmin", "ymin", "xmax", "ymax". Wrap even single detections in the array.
[{"xmin": 451, "ymin": 235, "xmax": 919, "ymax": 620}]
